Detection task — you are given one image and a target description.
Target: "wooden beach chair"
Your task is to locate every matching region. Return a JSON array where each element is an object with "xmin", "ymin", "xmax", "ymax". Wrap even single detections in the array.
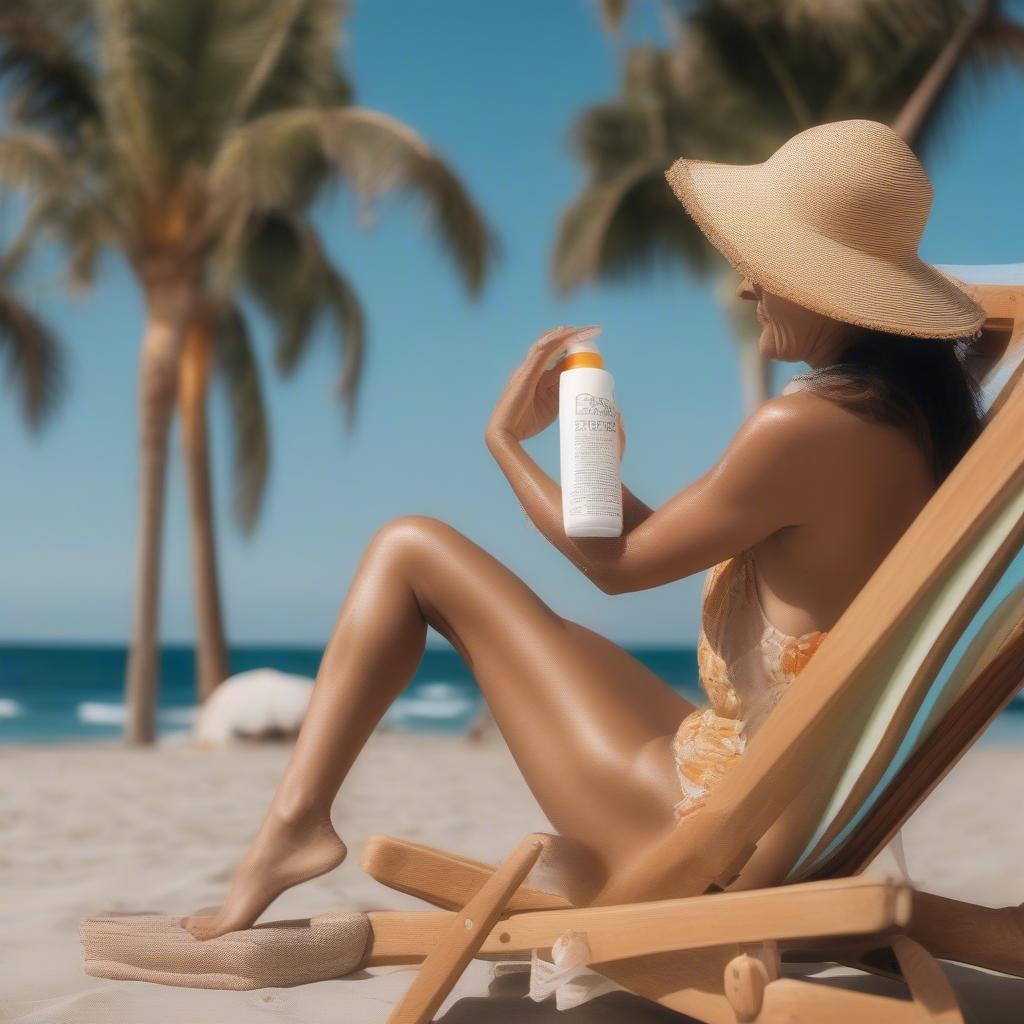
[{"xmin": 83, "ymin": 264, "xmax": 1024, "ymax": 1022}]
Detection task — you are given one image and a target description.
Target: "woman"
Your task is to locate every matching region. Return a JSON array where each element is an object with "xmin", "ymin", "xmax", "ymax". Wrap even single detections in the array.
[{"xmin": 185, "ymin": 119, "xmax": 986, "ymax": 940}]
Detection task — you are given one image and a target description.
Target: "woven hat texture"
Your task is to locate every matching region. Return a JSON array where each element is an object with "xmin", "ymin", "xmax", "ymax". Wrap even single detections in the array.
[{"xmin": 665, "ymin": 119, "xmax": 986, "ymax": 339}]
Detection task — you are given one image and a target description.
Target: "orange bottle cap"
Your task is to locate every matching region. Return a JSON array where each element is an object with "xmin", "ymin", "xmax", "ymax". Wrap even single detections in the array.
[{"xmin": 561, "ymin": 351, "xmax": 604, "ymax": 370}]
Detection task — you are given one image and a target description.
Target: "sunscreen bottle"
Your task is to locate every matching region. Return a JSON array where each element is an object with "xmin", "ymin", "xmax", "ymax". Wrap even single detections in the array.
[{"xmin": 558, "ymin": 332, "xmax": 623, "ymax": 537}]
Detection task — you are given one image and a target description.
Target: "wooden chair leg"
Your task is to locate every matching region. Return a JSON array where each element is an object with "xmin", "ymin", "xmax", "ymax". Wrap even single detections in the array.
[
  {"xmin": 891, "ymin": 936, "xmax": 964, "ymax": 1024},
  {"xmin": 385, "ymin": 833, "xmax": 549, "ymax": 1024}
]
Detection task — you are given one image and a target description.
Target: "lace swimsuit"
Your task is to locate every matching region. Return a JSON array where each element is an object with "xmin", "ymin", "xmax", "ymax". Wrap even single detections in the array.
[{"xmin": 672, "ymin": 548, "xmax": 829, "ymax": 821}]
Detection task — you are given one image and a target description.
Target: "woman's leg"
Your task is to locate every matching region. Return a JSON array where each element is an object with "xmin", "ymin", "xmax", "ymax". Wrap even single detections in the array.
[{"xmin": 186, "ymin": 515, "xmax": 695, "ymax": 939}]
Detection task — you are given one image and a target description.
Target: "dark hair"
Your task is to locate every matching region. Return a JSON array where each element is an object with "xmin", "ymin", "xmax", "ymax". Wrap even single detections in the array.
[{"xmin": 788, "ymin": 329, "xmax": 985, "ymax": 485}]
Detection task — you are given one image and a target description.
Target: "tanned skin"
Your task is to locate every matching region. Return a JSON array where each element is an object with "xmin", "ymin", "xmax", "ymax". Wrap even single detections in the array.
[{"xmin": 185, "ymin": 279, "xmax": 937, "ymax": 939}]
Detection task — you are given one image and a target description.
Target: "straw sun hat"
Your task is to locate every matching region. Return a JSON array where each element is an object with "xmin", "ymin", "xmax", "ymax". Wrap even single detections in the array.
[{"xmin": 664, "ymin": 119, "xmax": 986, "ymax": 340}]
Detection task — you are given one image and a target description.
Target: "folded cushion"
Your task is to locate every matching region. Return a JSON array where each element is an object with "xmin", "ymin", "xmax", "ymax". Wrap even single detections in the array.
[{"xmin": 80, "ymin": 911, "xmax": 371, "ymax": 990}]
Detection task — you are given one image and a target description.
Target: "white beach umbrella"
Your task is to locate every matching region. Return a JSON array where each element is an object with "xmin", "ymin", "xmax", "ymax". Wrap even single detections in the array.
[{"xmin": 193, "ymin": 669, "xmax": 315, "ymax": 745}]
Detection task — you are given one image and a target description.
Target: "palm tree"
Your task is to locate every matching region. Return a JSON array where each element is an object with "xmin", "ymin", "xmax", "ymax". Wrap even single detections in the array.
[
  {"xmin": 0, "ymin": 0, "xmax": 497, "ymax": 742},
  {"xmin": 560, "ymin": 0, "xmax": 1024, "ymax": 413},
  {"xmin": 0, "ymin": 286, "xmax": 63, "ymax": 432}
]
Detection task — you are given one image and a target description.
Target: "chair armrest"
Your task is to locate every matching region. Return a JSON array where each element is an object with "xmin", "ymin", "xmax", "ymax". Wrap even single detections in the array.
[{"xmin": 360, "ymin": 833, "xmax": 606, "ymax": 911}]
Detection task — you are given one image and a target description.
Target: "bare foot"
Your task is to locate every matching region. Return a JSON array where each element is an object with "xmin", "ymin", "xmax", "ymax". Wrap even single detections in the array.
[{"xmin": 184, "ymin": 808, "xmax": 347, "ymax": 940}]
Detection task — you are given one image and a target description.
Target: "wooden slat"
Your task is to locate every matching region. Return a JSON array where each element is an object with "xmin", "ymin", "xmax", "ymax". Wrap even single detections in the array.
[
  {"xmin": 363, "ymin": 911, "xmax": 450, "ymax": 966},
  {"xmin": 364, "ymin": 875, "xmax": 909, "ymax": 966},
  {"xmin": 360, "ymin": 835, "xmax": 575, "ymax": 912},
  {"xmin": 481, "ymin": 876, "xmax": 909, "ymax": 962},
  {"xmin": 385, "ymin": 834, "xmax": 547, "ymax": 1024}
]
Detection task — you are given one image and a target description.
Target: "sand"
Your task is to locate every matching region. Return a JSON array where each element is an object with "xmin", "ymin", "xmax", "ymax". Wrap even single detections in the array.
[{"xmin": 2, "ymin": 731, "xmax": 1023, "ymax": 1023}]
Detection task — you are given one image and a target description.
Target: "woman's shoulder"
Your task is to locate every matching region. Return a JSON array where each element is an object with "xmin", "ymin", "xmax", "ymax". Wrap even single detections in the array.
[
  {"xmin": 759, "ymin": 376, "xmax": 934, "ymax": 490},
  {"xmin": 742, "ymin": 382, "xmax": 925, "ymax": 481},
  {"xmin": 715, "ymin": 387, "xmax": 869, "ymax": 505},
  {"xmin": 764, "ymin": 376, "xmax": 895, "ymax": 435},
  {"xmin": 746, "ymin": 380, "xmax": 865, "ymax": 441}
]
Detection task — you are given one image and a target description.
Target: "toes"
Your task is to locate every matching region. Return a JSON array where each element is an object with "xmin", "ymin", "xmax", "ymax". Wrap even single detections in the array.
[{"xmin": 182, "ymin": 915, "xmax": 219, "ymax": 940}]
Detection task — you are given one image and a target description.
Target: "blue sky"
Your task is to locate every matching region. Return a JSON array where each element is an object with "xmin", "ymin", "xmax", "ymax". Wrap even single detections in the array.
[{"xmin": 3, "ymin": 0, "xmax": 1024, "ymax": 647}]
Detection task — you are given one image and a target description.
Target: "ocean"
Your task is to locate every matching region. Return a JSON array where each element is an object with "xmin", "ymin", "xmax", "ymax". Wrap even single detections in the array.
[
  {"xmin": 0, "ymin": 644, "xmax": 706, "ymax": 745},
  {"xmin": 2, "ymin": 644, "xmax": 1020, "ymax": 745}
]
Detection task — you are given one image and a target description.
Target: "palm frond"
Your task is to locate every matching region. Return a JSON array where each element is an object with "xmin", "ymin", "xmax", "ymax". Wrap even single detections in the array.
[
  {"xmin": 571, "ymin": 96, "xmax": 666, "ymax": 175},
  {"xmin": 214, "ymin": 303, "xmax": 268, "ymax": 533},
  {"xmin": 0, "ymin": 134, "xmax": 119, "ymax": 287},
  {"xmin": 91, "ymin": 0, "xmax": 354, "ymax": 174},
  {"xmin": 94, "ymin": 0, "xmax": 170, "ymax": 196},
  {"xmin": 0, "ymin": 196, "xmax": 51, "ymax": 279},
  {"xmin": 228, "ymin": 0, "xmax": 354, "ymax": 123},
  {"xmin": 0, "ymin": 131, "xmax": 78, "ymax": 193},
  {"xmin": 971, "ymin": 11, "xmax": 1024, "ymax": 69},
  {"xmin": 282, "ymin": 222, "xmax": 364, "ymax": 428},
  {"xmin": 209, "ymin": 106, "xmax": 498, "ymax": 296},
  {"xmin": 597, "ymin": 0, "xmax": 631, "ymax": 35},
  {"xmin": 225, "ymin": 0, "xmax": 313, "ymax": 128},
  {"xmin": 749, "ymin": 0, "xmax": 951, "ymax": 48},
  {"xmin": 0, "ymin": 285, "xmax": 63, "ymax": 430},
  {"xmin": 60, "ymin": 198, "xmax": 111, "ymax": 291},
  {"xmin": 553, "ymin": 163, "xmax": 713, "ymax": 292},
  {"xmin": 235, "ymin": 213, "xmax": 365, "ymax": 431},
  {"xmin": 0, "ymin": 0, "xmax": 99, "ymax": 139}
]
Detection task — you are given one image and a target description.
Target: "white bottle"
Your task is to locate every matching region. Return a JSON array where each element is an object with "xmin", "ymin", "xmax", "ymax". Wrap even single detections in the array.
[{"xmin": 558, "ymin": 334, "xmax": 623, "ymax": 537}]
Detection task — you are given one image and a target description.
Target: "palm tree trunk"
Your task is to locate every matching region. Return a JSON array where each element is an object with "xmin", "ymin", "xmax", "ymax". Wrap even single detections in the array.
[
  {"xmin": 124, "ymin": 281, "xmax": 195, "ymax": 744},
  {"xmin": 179, "ymin": 301, "xmax": 230, "ymax": 702},
  {"xmin": 891, "ymin": 0, "xmax": 996, "ymax": 145}
]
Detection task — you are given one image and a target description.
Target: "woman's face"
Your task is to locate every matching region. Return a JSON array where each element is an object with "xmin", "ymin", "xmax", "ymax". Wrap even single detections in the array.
[{"xmin": 735, "ymin": 277, "xmax": 854, "ymax": 368}]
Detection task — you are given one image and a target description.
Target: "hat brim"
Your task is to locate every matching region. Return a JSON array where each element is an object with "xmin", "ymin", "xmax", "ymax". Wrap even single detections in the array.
[{"xmin": 665, "ymin": 156, "xmax": 986, "ymax": 340}]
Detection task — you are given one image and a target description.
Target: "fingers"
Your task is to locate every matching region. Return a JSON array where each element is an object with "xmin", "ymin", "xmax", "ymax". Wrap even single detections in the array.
[
  {"xmin": 488, "ymin": 325, "xmax": 602, "ymax": 440},
  {"xmin": 513, "ymin": 325, "xmax": 600, "ymax": 392},
  {"xmin": 534, "ymin": 324, "xmax": 601, "ymax": 366}
]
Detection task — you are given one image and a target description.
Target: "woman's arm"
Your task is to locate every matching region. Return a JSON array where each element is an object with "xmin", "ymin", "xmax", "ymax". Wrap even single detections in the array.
[
  {"xmin": 485, "ymin": 427, "xmax": 651, "ymax": 587},
  {"xmin": 616, "ymin": 411, "xmax": 657, "ymax": 532},
  {"xmin": 485, "ymin": 325, "xmax": 830, "ymax": 595},
  {"xmin": 488, "ymin": 393, "xmax": 834, "ymax": 595},
  {"xmin": 621, "ymin": 481, "xmax": 655, "ymax": 533}
]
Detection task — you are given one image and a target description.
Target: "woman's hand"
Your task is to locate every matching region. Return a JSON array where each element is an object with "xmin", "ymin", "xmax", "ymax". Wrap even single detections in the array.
[{"xmin": 486, "ymin": 324, "xmax": 601, "ymax": 443}]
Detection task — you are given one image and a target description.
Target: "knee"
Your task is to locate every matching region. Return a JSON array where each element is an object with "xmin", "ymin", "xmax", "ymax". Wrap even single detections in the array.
[{"xmin": 367, "ymin": 515, "xmax": 458, "ymax": 568}]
